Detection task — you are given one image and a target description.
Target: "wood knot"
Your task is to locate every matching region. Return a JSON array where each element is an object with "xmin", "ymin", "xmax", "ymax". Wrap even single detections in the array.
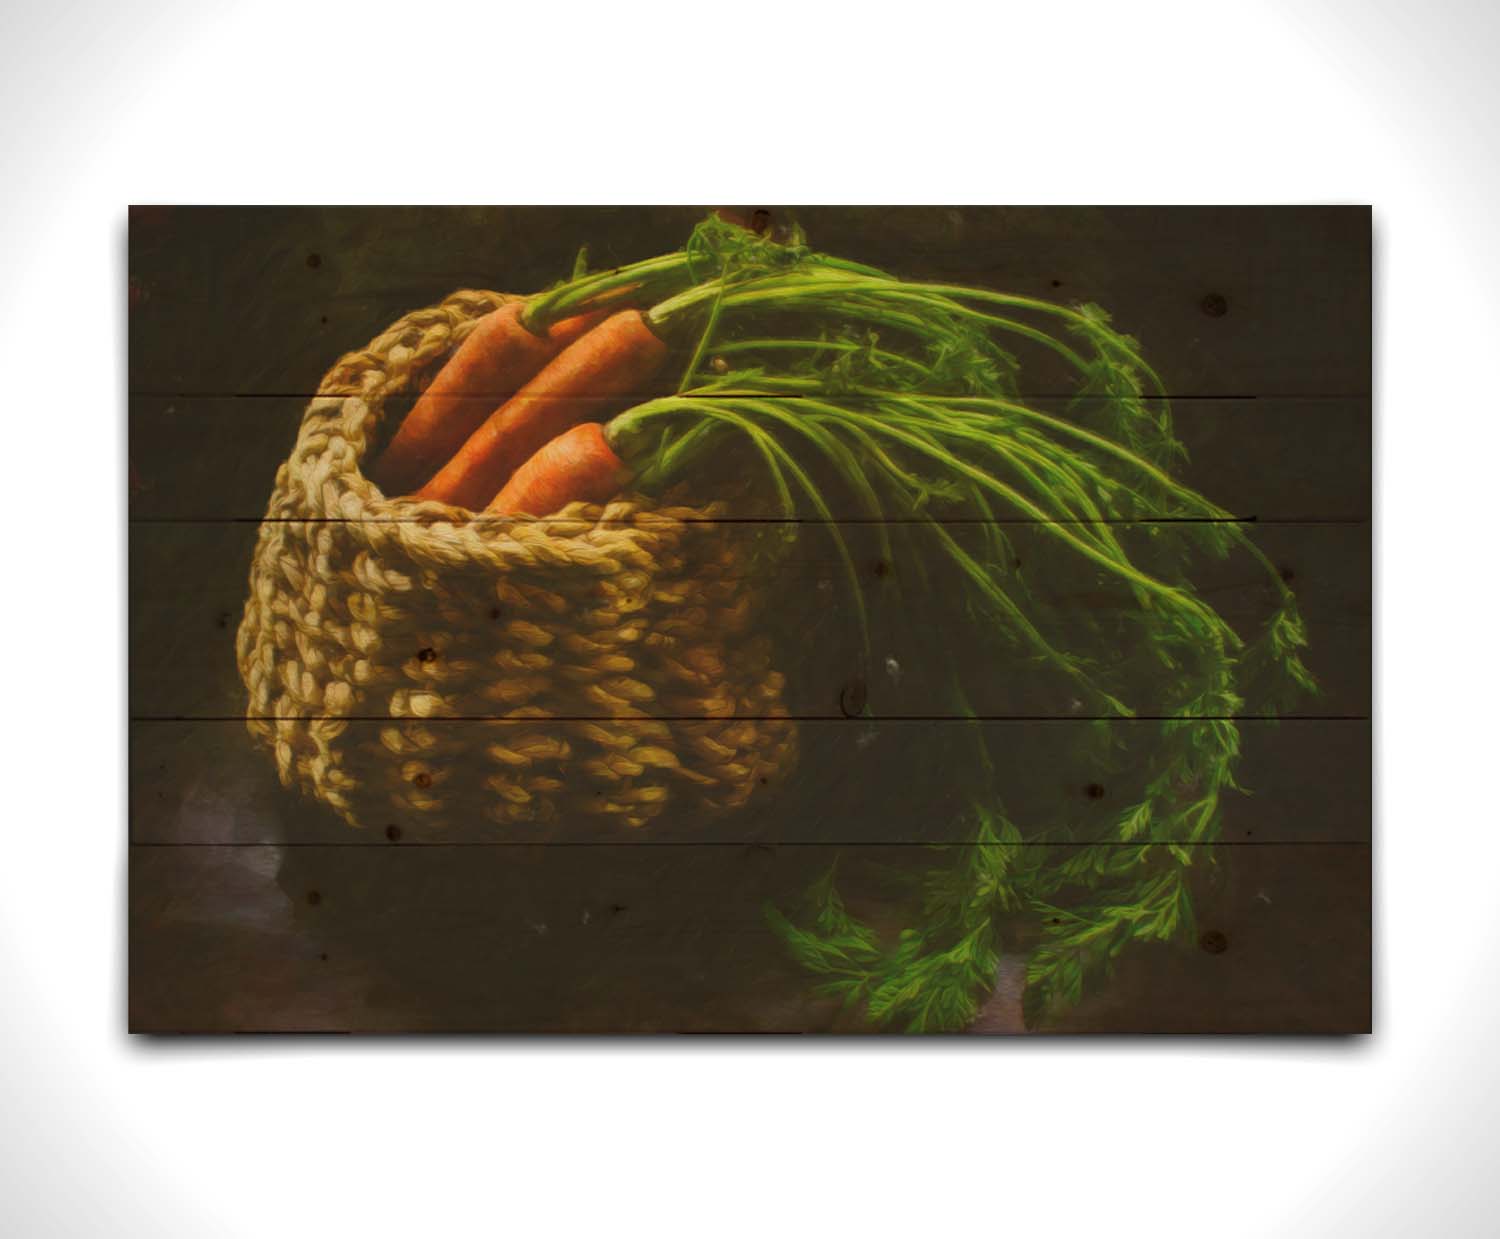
[{"xmin": 1199, "ymin": 930, "xmax": 1229, "ymax": 955}]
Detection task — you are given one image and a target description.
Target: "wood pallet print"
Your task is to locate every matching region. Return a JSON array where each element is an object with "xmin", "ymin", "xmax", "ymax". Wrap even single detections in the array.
[{"xmin": 128, "ymin": 206, "xmax": 1372, "ymax": 1034}]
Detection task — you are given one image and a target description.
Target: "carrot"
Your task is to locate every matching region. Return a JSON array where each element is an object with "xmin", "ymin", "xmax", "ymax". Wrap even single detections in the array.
[
  {"xmin": 371, "ymin": 301, "xmax": 601, "ymax": 495},
  {"xmin": 413, "ymin": 309, "xmax": 668, "ymax": 510},
  {"xmin": 486, "ymin": 422, "xmax": 631, "ymax": 516}
]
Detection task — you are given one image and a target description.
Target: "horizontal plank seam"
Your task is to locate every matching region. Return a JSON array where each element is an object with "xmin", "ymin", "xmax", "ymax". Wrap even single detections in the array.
[
  {"xmin": 128, "ymin": 515, "xmax": 1372, "ymax": 526},
  {"xmin": 131, "ymin": 713, "xmax": 1372, "ymax": 723},
  {"xmin": 129, "ymin": 391, "xmax": 1377, "ymax": 400},
  {"xmin": 128, "ymin": 840, "xmax": 1372, "ymax": 848}
]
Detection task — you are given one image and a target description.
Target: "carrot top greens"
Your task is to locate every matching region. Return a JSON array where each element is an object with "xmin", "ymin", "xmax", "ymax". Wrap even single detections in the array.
[{"xmin": 537, "ymin": 215, "xmax": 1315, "ymax": 1031}]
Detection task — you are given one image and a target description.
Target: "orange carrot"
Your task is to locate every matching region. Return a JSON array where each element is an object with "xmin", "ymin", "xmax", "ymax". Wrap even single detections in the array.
[
  {"xmin": 486, "ymin": 422, "xmax": 631, "ymax": 516},
  {"xmin": 413, "ymin": 309, "xmax": 667, "ymax": 510},
  {"xmin": 371, "ymin": 301, "xmax": 600, "ymax": 495}
]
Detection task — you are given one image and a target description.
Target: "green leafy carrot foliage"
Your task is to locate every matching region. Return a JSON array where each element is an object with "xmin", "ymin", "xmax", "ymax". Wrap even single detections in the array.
[{"xmin": 593, "ymin": 215, "xmax": 1317, "ymax": 1030}]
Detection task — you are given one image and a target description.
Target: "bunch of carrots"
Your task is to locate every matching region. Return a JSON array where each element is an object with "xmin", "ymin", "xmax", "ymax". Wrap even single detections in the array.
[
  {"xmin": 369, "ymin": 213, "xmax": 1316, "ymax": 1031},
  {"xmin": 372, "ymin": 300, "xmax": 663, "ymax": 515}
]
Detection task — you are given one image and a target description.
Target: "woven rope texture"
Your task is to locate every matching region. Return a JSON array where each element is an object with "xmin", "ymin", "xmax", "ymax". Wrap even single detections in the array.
[{"xmin": 235, "ymin": 290, "xmax": 797, "ymax": 831}]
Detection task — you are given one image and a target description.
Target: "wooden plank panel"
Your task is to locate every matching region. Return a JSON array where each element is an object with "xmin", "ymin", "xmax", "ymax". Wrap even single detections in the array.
[
  {"xmin": 128, "ymin": 840, "xmax": 1371, "ymax": 1033},
  {"xmin": 129, "ymin": 206, "xmax": 1369, "ymax": 398},
  {"xmin": 129, "ymin": 717, "xmax": 1370, "ymax": 845},
  {"xmin": 128, "ymin": 519, "xmax": 1370, "ymax": 719},
  {"xmin": 129, "ymin": 206, "xmax": 1370, "ymax": 1036},
  {"xmin": 128, "ymin": 394, "xmax": 1372, "ymax": 522}
]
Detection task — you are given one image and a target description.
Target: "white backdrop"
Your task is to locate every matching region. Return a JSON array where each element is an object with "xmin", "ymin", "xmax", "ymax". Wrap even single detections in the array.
[{"xmin": 0, "ymin": 1, "xmax": 1490, "ymax": 1234}]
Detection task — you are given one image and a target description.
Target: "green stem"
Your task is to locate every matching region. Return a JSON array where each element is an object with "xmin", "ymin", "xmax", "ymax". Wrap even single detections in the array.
[
  {"xmin": 704, "ymin": 374, "xmax": 1289, "ymax": 608},
  {"xmin": 737, "ymin": 397, "xmax": 895, "ymax": 573},
  {"xmin": 872, "ymin": 281, "xmax": 1169, "ymax": 401},
  {"xmin": 521, "ymin": 252, "xmax": 696, "ymax": 330},
  {"xmin": 676, "ymin": 274, "xmax": 730, "ymax": 393},
  {"xmin": 707, "ymin": 337, "xmax": 931, "ymax": 382},
  {"xmin": 872, "ymin": 393, "xmax": 1135, "ymax": 565},
  {"xmin": 751, "ymin": 394, "xmax": 1235, "ymax": 646},
  {"xmin": 653, "ymin": 276, "xmax": 1090, "ymax": 375},
  {"xmin": 612, "ymin": 398, "xmax": 871, "ymax": 653}
]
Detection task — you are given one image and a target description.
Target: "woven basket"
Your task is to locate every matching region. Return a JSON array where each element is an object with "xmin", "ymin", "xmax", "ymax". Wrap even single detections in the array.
[{"xmin": 235, "ymin": 290, "xmax": 797, "ymax": 832}]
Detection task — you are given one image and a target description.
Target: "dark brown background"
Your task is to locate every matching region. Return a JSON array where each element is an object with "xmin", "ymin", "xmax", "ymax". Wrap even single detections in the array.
[{"xmin": 128, "ymin": 206, "xmax": 1371, "ymax": 1032}]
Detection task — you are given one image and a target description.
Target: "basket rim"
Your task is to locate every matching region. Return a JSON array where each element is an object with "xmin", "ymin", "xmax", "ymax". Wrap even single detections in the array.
[{"xmin": 264, "ymin": 288, "xmax": 722, "ymax": 570}]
